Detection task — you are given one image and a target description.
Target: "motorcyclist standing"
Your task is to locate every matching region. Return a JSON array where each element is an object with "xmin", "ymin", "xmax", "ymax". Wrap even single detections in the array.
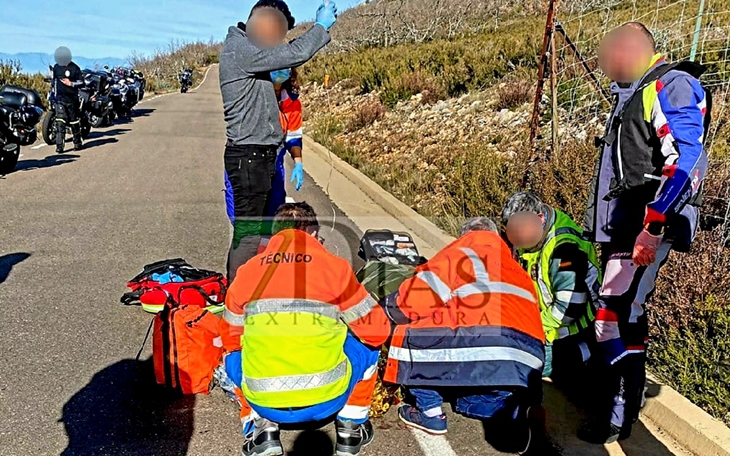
[{"xmin": 52, "ymin": 46, "xmax": 84, "ymax": 153}]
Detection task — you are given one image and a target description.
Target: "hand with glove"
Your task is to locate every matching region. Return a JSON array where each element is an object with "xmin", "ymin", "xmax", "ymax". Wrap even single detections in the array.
[
  {"xmin": 315, "ymin": 1, "xmax": 338, "ymax": 31},
  {"xmin": 291, "ymin": 161, "xmax": 304, "ymax": 191},
  {"xmin": 632, "ymin": 227, "xmax": 663, "ymax": 267}
]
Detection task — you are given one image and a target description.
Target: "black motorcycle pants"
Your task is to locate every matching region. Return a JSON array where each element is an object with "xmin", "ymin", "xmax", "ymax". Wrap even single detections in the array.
[
  {"xmin": 223, "ymin": 143, "xmax": 278, "ymax": 282},
  {"xmin": 55, "ymin": 98, "xmax": 81, "ymax": 148}
]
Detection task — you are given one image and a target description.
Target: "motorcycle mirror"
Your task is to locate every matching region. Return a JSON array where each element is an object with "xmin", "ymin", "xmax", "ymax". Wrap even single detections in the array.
[{"xmin": 104, "ymin": 65, "xmax": 109, "ymax": 69}]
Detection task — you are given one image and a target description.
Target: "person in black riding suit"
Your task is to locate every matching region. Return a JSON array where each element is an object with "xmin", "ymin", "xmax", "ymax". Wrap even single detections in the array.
[{"xmin": 52, "ymin": 46, "xmax": 84, "ymax": 153}]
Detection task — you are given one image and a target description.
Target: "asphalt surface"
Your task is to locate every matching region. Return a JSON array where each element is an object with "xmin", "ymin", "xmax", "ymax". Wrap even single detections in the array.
[{"xmin": 0, "ymin": 66, "xmax": 687, "ymax": 456}]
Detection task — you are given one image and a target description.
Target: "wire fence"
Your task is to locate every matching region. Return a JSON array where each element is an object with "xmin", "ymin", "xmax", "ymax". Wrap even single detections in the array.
[{"xmin": 535, "ymin": 0, "xmax": 730, "ymax": 240}]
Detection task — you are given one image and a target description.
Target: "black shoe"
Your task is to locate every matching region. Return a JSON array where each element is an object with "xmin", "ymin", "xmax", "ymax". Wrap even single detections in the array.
[
  {"xmin": 336, "ymin": 419, "xmax": 374, "ymax": 456},
  {"xmin": 74, "ymin": 142, "xmax": 83, "ymax": 151},
  {"xmin": 577, "ymin": 417, "xmax": 626, "ymax": 444},
  {"xmin": 56, "ymin": 146, "xmax": 65, "ymax": 154},
  {"xmin": 242, "ymin": 419, "xmax": 283, "ymax": 456}
]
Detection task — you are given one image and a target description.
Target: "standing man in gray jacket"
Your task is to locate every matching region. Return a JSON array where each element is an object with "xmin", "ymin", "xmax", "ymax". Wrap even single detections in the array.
[{"xmin": 220, "ymin": 0, "xmax": 337, "ymax": 282}]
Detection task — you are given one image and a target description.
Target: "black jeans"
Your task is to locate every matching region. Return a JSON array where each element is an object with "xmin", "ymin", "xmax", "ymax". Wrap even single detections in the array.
[
  {"xmin": 55, "ymin": 98, "xmax": 81, "ymax": 148},
  {"xmin": 224, "ymin": 144, "xmax": 278, "ymax": 282}
]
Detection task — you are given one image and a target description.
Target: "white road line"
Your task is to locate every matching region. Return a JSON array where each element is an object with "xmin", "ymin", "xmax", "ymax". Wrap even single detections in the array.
[
  {"xmin": 285, "ymin": 196, "xmax": 296, "ymax": 203},
  {"xmin": 410, "ymin": 429, "xmax": 459, "ymax": 456},
  {"xmin": 31, "ymin": 144, "xmax": 46, "ymax": 150},
  {"xmin": 192, "ymin": 64, "xmax": 215, "ymax": 92},
  {"xmin": 138, "ymin": 64, "xmax": 214, "ymax": 104}
]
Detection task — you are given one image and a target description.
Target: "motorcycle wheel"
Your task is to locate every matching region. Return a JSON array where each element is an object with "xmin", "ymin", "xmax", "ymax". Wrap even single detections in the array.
[
  {"xmin": 42, "ymin": 112, "xmax": 57, "ymax": 145},
  {"xmin": 90, "ymin": 114, "xmax": 104, "ymax": 128},
  {"xmin": 0, "ymin": 142, "xmax": 20, "ymax": 175}
]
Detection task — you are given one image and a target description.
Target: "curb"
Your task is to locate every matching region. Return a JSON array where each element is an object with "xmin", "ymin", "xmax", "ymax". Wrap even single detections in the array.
[
  {"xmin": 304, "ymin": 134, "xmax": 730, "ymax": 456},
  {"xmin": 304, "ymin": 135, "xmax": 456, "ymax": 248},
  {"xmin": 644, "ymin": 374, "xmax": 730, "ymax": 456}
]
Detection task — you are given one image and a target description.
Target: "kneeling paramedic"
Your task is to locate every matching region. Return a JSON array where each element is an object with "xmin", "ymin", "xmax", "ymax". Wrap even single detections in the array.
[
  {"xmin": 217, "ymin": 202, "xmax": 390, "ymax": 456},
  {"xmin": 382, "ymin": 218, "xmax": 546, "ymax": 455},
  {"xmin": 502, "ymin": 192, "xmax": 601, "ymax": 382},
  {"xmin": 52, "ymin": 46, "xmax": 84, "ymax": 153}
]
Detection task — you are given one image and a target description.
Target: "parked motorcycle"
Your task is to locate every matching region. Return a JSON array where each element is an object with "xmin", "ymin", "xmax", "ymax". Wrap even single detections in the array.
[
  {"xmin": 0, "ymin": 85, "xmax": 44, "ymax": 174},
  {"xmin": 179, "ymin": 68, "xmax": 193, "ymax": 93},
  {"xmin": 109, "ymin": 67, "xmax": 144, "ymax": 120},
  {"xmin": 81, "ymin": 69, "xmax": 113, "ymax": 128},
  {"xmin": 41, "ymin": 68, "xmax": 92, "ymax": 146}
]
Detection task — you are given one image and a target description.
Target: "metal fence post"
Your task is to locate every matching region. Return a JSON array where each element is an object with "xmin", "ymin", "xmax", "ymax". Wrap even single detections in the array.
[{"xmin": 690, "ymin": 0, "xmax": 707, "ymax": 61}]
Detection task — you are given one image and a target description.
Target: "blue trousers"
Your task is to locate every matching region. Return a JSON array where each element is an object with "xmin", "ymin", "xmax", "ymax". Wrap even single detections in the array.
[
  {"xmin": 225, "ymin": 333, "xmax": 379, "ymax": 425},
  {"xmin": 409, "ymin": 387, "xmax": 531, "ymax": 423}
]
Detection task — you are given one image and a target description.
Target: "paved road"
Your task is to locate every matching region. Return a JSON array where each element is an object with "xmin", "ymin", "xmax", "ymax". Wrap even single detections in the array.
[{"xmin": 0, "ymin": 66, "xmax": 687, "ymax": 456}]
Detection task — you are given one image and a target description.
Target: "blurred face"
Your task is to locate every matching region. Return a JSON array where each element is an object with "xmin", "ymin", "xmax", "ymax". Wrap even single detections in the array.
[
  {"xmin": 247, "ymin": 9, "xmax": 288, "ymax": 49},
  {"xmin": 505, "ymin": 212, "xmax": 546, "ymax": 250},
  {"xmin": 598, "ymin": 27, "xmax": 654, "ymax": 83}
]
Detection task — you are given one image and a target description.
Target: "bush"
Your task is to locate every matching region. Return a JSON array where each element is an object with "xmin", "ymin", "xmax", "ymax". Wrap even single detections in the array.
[
  {"xmin": 496, "ymin": 77, "xmax": 534, "ymax": 110},
  {"xmin": 0, "ymin": 60, "xmax": 49, "ymax": 106},
  {"xmin": 301, "ymin": 18, "xmax": 542, "ymax": 106},
  {"xmin": 347, "ymin": 99, "xmax": 385, "ymax": 131}
]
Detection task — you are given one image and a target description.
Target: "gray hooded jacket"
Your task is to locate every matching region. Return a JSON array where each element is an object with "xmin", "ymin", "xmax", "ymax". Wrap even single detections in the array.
[{"xmin": 219, "ymin": 24, "xmax": 330, "ymax": 147}]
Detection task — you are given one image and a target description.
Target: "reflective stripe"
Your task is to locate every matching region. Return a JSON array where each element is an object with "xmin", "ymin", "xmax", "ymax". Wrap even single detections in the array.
[
  {"xmin": 555, "ymin": 290, "xmax": 588, "ymax": 304},
  {"xmin": 416, "ymin": 271, "xmax": 452, "ymax": 303},
  {"xmin": 416, "ymin": 249, "xmax": 536, "ymax": 305},
  {"xmin": 362, "ymin": 364, "xmax": 377, "ymax": 381},
  {"xmin": 389, "ymin": 346, "xmax": 543, "ymax": 370},
  {"xmin": 458, "ymin": 248, "xmax": 537, "ymax": 303},
  {"xmin": 341, "ymin": 295, "xmax": 377, "ymax": 324},
  {"xmin": 224, "ymin": 308, "xmax": 245, "ymax": 326},
  {"xmin": 587, "ymin": 263, "xmax": 601, "ymax": 302},
  {"xmin": 245, "ymin": 299, "xmax": 340, "ymax": 321},
  {"xmin": 338, "ymin": 404, "xmax": 370, "ymax": 421},
  {"xmin": 244, "ymin": 359, "xmax": 348, "ymax": 393}
]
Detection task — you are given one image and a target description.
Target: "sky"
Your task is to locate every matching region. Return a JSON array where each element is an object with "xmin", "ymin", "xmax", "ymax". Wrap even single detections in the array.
[{"xmin": 0, "ymin": 0, "xmax": 364, "ymax": 59}]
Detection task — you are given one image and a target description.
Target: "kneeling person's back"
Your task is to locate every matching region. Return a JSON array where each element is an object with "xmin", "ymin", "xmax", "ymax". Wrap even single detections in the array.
[{"xmin": 220, "ymin": 203, "xmax": 389, "ymax": 409}]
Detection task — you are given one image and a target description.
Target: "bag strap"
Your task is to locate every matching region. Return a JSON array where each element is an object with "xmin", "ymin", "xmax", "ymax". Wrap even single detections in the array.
[{"xmin": 135, "ymin": 316, "xmax": 155, "ymax": 361}]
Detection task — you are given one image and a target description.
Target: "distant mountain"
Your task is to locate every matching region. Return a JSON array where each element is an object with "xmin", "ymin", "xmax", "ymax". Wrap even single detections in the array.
[{"xmin": 0, "ymin": 53, "xmax": 128, "ymax": 75}]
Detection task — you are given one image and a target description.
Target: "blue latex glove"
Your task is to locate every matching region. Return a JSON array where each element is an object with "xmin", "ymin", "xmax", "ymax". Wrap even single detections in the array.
[
  {"xmin": 291, "ymin": 162, "xmax": 304, "ymax": 191},
  {"xmin": 315, "ymin": 1, "xmax": 338, "ymax": 31}
]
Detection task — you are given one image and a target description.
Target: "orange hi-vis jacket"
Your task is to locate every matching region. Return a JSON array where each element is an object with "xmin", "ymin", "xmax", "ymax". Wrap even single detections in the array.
[
  {"xmin": 383, "ymin": 231, "xmax": 545, "ymax": 389},
  {"xmin": 220, "ymin": 229, "xmax": 390, "ymax": 407}
]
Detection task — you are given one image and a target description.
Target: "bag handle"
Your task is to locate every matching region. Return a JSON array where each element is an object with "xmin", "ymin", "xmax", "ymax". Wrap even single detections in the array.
[{"xmin": 176, "ymin": 283, "xmax": 225, "ymax": 306}]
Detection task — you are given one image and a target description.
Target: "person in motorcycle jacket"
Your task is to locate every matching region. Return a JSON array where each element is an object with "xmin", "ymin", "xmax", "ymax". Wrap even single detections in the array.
[{"xmin": 52, "ymin": 46, "xmax": 84, "ymax": 153}]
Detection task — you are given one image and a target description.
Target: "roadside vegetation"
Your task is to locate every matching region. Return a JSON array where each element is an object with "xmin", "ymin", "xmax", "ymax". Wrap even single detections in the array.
[
  {"xmin": 303, "ymin": 0, "xmax": 730, "ymax": 424},
  {"xmin": 129, "ymin": 40, "xmax": 221, "ymax": 93},
  {"xmin": 0, "ymin": 60, "xmax": 50, "ymax": 106}
]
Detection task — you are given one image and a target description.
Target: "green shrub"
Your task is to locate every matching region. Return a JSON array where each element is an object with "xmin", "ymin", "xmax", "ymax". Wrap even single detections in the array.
[
  {"xmin": 0, "ymin": 60, "xmax": 49, "ymax": 107},
  {"xmin": 302, "ymin": 17, "xmax": 543, "ymax": 106}
]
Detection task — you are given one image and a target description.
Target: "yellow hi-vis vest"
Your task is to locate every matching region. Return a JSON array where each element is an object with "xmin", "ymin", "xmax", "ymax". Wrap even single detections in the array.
[
  {"xmin": 241, "ymin": 299, "xmax": 352, "ymax": 408},
  {"xmin": 519, "ymin": 210, "xmax": 602, "ymax": 344}
]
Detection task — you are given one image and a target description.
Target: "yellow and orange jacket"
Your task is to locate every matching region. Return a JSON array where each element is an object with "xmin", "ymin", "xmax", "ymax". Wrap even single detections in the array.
[
  {"xmin": 219, "ymin": 229, "xmax": 390, "ymax": 407},
  {"xmin": 383, "ymin": 231, "xmax": 545, "ymax": 388}
]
